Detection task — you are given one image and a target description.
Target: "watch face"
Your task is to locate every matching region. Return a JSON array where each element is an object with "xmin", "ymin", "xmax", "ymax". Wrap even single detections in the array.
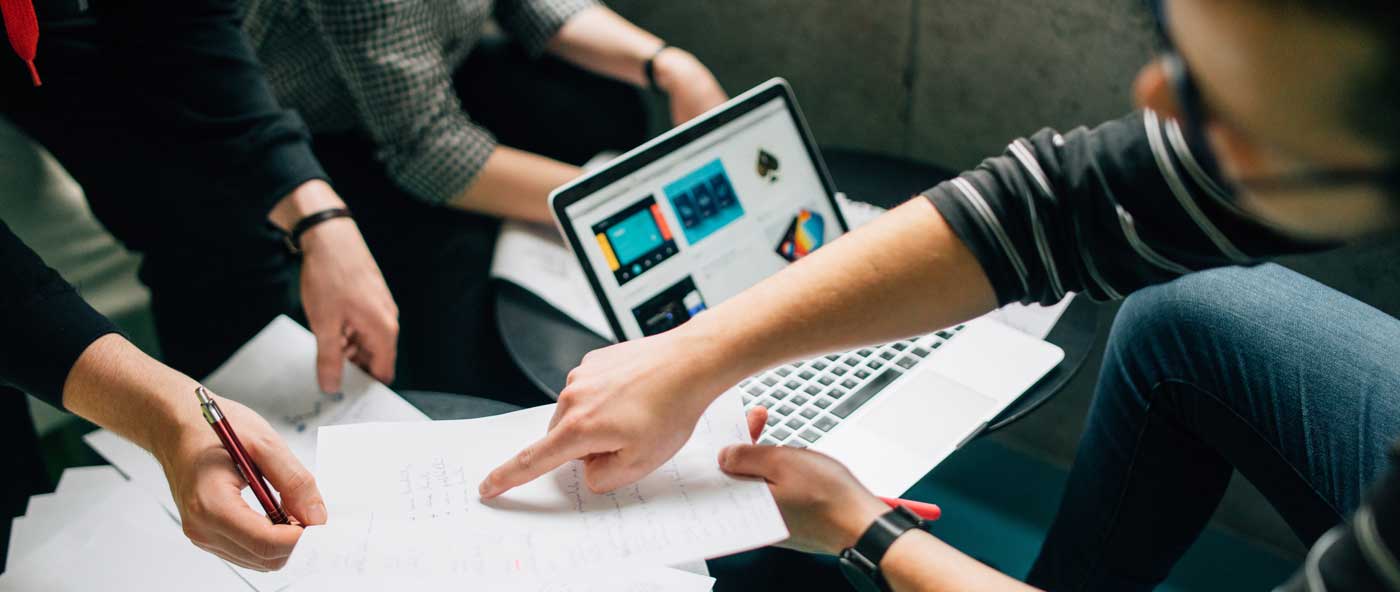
[{"xmin": 839, "ymin": 551, "xmax": 885, "ymax": 592}]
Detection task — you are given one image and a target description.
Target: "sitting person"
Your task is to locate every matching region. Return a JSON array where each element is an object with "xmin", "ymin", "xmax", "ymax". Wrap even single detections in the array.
[
  {"xmin": 480, "ymin": 0, "xmax": 1400, "ymax": 589},
  {"xmin": 243, "ymin": 0, "xmax": 728, "ymax": 396}
]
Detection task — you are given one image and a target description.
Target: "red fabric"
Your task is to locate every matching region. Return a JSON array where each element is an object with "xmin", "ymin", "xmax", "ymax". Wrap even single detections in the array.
[{"xmin": 0, "ymin": 0, "xmax": 40, "ymax": 86}]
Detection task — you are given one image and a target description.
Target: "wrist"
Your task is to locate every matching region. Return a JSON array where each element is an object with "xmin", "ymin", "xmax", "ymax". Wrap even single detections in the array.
[
  {"xmin": 650, "ymin": 47, "xmax": 705, "ymax": 95},
  {"xmin": 836, "ymin": 495, "xmax": 896, "ymax": 554},
  {"xmin": 674, "ymin": 312, "xmax": 764, "ymax": 396},
  {"xmin": 268, "ymin": 180, "xmax": 346, "ymax": 233},
  {"xmin": 62, "ymin": 335, "xmax": 208, "ymax": 466}
]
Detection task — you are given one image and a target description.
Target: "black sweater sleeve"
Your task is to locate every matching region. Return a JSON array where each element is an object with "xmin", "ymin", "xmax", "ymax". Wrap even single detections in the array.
[
  {"xmin": 924, "ymin": 110, "xmax": 1324, "ymax": 306},
  {"xmin": 91, "ymin": 0, "xmax": 328, "ymax": 219},
  {"xmin": 0, "ymin": 219, "xmax": 118, "ymax": 409}
]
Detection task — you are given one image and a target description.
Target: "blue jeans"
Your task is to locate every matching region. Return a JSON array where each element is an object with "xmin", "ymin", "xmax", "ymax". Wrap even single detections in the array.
[{"xmin": 1027, "ymin": 263, "xmax": 1400, "ymax": 591}]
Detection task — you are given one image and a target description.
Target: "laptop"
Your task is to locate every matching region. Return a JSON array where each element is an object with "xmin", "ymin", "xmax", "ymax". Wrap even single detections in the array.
[{"xmin": 550, "ymin": 78, "xmax": 1064, "ymax": 496}]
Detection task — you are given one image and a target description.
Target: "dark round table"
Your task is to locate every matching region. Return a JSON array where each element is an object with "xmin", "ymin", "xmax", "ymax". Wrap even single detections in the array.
[{"xmin": 494, "ymin": 147, "xmax": 1098, "ymax": 435}]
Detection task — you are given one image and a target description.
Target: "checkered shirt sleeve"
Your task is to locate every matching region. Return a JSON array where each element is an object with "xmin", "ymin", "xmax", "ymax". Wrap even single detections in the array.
[
  {"xmin": 304, "ymin": 0, "xmax": 498, "ymax": 205},
  {"xmin": 495, "ymin": 0, "xmax": 598, "ymax": 56}
]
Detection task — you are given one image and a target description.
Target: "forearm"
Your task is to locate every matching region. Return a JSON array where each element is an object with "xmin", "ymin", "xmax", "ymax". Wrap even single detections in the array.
[
  {"xmin": 678, "ymin": 198, "xmax": 997, "ymax": 390},
  {"xmin": 61, "ymin": 334, "xmax": 205, "ymax": 465},
  {"xmin": 883, "ymin": 530, "xmax": 1039, "ymax": 592},
  {"xmin": 449, "ymin": 146, "xmax": 579, "ymax": 224},
  {"xmin": 545, "ymin": 5, "xmax": 663, "ymax": 87}
]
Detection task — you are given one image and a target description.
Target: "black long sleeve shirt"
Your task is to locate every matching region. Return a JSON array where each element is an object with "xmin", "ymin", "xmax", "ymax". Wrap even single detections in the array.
[
  {"xmin": 0, "ymin": 219, "xmax": 116, "ymax": 408},
  {"xmin": 2, "ymin": 0, "xmax": 328, "ymax": 253},
  {"xmin": 1, "ymin": 0, "xmax": 327, "ymax": 404}
]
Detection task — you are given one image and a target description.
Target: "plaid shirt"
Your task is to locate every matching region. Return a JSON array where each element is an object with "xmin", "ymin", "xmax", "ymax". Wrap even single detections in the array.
[{"xmin": 243, "ymin": 0, "xmax": 596, "ymax": 205}]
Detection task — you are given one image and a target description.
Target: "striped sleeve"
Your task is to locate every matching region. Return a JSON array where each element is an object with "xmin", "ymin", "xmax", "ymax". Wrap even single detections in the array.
[{"xmin": 923, "ymin": 110, "xmax": 1325, "ymax": 306}]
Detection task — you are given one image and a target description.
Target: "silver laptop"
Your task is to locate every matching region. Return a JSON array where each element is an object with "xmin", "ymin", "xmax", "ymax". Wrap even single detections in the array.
[{"xmin": 550, "ymin": 78, "xmax": 1064, "ymax": 496}]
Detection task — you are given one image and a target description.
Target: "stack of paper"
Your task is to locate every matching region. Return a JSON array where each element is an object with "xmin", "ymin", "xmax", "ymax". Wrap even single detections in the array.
[
  {"xmin": 1, "ymin": 466, "xmax": 248, "ymax": 591},
  {"xmin": 8, "ymin": 316, "xmax": 741, "ymax": 590},
  {"xmin": 0, "ymin": 467, "xmax": 718, "ymax": 592}
]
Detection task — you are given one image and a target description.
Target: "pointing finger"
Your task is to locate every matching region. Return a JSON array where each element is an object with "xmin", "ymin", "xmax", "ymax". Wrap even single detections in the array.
[{"xmin": 478, "ymin": 422, "xmax": 604, "ymax": 499}]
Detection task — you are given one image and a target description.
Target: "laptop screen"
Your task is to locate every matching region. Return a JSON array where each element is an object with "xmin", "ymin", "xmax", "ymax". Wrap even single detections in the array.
[{"xmin": 561, "ymin": 92, "xmax": 844, "ymax": 340}]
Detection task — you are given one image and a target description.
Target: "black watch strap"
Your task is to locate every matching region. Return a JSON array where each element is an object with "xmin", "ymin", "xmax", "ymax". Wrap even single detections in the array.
[
  {"xmin": 839, "ymin": 505, "xmax": 924, "ymax": 592},
  {"xmin": 644, "ymin": 43, "xmax": 669, "ymax": 93},
  {"xmin": 284, "ymin": 207, "xmax": 352, "ymax": 254}
]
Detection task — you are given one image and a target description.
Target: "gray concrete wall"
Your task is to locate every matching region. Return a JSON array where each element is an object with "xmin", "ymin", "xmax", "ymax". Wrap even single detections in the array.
[
  {"xmin": 609, "ymin": 0, "xmax": 1155, "ymax": 168},
  {"xmin": 607, "ymin": 0, "xmax": 1331, "ymax": 559}
]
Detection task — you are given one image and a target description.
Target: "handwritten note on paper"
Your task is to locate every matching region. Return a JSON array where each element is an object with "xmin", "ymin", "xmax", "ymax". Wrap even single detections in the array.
[{"xmin": 311, "ymin": 389, "xmax": 786, "ymax": 577}]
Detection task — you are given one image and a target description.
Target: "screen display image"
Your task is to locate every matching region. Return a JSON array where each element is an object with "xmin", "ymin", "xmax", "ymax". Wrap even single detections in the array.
[
  {"xmin": 663, "ymin": 159, "xmax": 745, "ymax": 245},
  {"xmin": 561, "ymin": 88, "xmax": 843, "ymax": 340},
  {"xmin": 775, "ymin": 209, "xmax": 825, "ymax": 262},
  {"xmin": 591, "ymin": 196, "xmax": 678, "ymax": 286},
  {"xmin": 631, "ymin": 276, "xmax": 708, "ymax": 336}
]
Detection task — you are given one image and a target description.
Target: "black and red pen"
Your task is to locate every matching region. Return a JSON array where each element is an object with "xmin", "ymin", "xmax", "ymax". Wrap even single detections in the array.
[{"xmin": 196, "ymin": 386, "xmax": 288, "ymax": 525}]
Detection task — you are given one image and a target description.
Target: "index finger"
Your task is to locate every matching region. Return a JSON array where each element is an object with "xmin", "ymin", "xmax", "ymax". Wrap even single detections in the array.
[
  {"xmin": 312, "ymin": 324, "xmax": 345, "ymax": 394},
  {"xmin": 478, "ymin": 424, "xmax": 602, "ymax": 499}
]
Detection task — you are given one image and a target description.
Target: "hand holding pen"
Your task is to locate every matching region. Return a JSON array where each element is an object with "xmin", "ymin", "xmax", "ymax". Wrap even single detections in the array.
[{"xmin": 149, "ymin": 387, "xmax": 328, "ymax": 571}]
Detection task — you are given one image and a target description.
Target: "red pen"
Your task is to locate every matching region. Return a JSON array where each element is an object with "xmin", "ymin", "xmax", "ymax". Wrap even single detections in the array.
[
  {"xmin": 197, "ymin": 387, "xmax": 288, "ymax": 525},
  {"xmin": 879, "ymin": 496, "xmax": 942, "ymax": 521}
]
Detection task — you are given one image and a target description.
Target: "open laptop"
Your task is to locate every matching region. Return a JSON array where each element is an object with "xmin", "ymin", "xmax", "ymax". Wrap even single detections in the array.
[{"xmin": 550, "ymin": 78, "xmax": 1064, "ymax": 496}]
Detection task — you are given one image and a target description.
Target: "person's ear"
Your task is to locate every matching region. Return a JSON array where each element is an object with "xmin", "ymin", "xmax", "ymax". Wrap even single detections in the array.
[{"xmin": 1133, "ymin": 59, "xmax": 1183, "ymax": 121}]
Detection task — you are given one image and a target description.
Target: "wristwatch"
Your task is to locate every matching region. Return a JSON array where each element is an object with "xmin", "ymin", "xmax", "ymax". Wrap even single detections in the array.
[{"xmin": 838, "ymin": 505, "xmax": 925, "ymax": 592}]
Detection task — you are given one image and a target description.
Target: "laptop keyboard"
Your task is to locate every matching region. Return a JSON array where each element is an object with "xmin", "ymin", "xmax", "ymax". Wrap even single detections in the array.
[{"xmin": 741, "ymin": 325, "xmax": 966, "ymax": 448}]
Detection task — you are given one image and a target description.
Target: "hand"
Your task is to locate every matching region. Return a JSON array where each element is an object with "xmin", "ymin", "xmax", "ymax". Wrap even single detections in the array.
[
  {"xmin": 271, "ymin": 181, "xmax": 400, "ymax": 393},
  {"xmin": 479, "ymin": 327, "xmax": 740, "ymax": 498},
  {"xmin": 154, "ymin": 396, "xmax": 327, "ymax": 571},
  {"xmin": 652, "ymin": 47, "xmax": 728, "ymax": 125},
  {"xmin": 721, "ymin": 407, "xmax": 889, "ymax": 555}
]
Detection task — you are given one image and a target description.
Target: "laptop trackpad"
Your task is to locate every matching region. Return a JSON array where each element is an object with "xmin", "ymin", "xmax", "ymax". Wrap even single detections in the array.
[{"xmin": 816, "ymin": 370, "xmax": 1000, "ymax": 495}]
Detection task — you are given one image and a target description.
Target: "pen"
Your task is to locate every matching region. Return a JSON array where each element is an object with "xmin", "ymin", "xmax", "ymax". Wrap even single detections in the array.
[
  {"xmin": 878, "ymin": 496, "xmax": 942, "ymax": 521},
  {"xmin": 196, "ymin": 386, "xmax": 288, "ymax": 525}
]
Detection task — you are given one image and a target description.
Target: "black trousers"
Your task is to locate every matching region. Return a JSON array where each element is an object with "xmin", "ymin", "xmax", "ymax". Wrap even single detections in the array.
[{"xmin": 3, "ymin": 34, "xmax": 646, "ymax": 402}]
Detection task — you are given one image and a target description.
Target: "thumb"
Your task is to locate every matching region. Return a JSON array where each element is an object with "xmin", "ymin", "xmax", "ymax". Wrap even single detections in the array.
[
  {"xmin": 746, "ymin": 407, "xmax": 768, "ymax": 443},
  {"xmin": 247, "ymin": 434, "xmax": 327, "ymax": 526},
  {"xmin": 313, "ymin": 323, "xmax": 345, "ymax": 394},
  {"xmin": 718, "ymin": 444, "xmax": 786, "ymax": 481}
]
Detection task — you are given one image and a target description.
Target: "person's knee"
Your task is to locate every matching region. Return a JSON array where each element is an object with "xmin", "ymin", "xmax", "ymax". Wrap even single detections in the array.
[
  {"xmin": 1102, "ymin": 264, "xmax": 1299, "ymax": 388},
  {"xmin": 1114, "ymin": 265, "xmax": 1258, "ymax": 345}
]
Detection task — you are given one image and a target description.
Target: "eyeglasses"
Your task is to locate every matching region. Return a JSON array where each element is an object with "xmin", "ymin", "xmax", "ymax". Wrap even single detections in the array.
[{"xmin": 1150, "ymin": 0, "xmax": 1399, "ymax": 195}]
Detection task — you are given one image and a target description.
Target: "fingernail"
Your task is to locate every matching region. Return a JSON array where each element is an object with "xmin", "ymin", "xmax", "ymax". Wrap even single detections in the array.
[
  {"xmin": 306, "ymin": 501, "xmax": 327, "ymax": 525},
  {"xmin": 478, "ymin": 481, "xmax": 496, "ymax": 498},
  {"xmin": 718, "ymin": 446, "xmax": 734, "ymax": 467}
]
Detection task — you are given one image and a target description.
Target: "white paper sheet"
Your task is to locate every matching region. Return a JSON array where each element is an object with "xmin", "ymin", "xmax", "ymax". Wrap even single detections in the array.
[
  {"xmin": 302, "ymin": 389, "xmax": 785, "ymax": 580},
  {"xmin": 985, "ymin": 294, "xmax": 1075, "ymax": 340},
  {"xmin": 82, "ymin": 315, "xmax": 429, "ymax": 592},
  {"xmin": 286, "ymin": 563, "xmax": 714, "ymax": 592},
  {"xmin": 0, "ymin": 482, "xmax": 248, "ymax": 592},
  {"xmin": 491, "ymin": 220, "xmax": 616, "ymax": 341},
  {"xmin": 8, "ymin": 467, "xmax": 129, "ymax": 565},
  {"xmin": 54, "ymin": 464, "xmax": 127, "ymax": 494}
]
